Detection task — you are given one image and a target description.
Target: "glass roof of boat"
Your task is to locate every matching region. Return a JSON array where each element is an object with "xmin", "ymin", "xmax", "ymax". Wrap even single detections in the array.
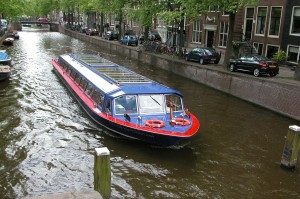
[
  {"xmin": 73, "ymin": 54, "xmax": 151, "ymax": 84},
  {"xmin": 76, "ymin": 54, "xmax": 115, "ymax": 67},
  {"xmin": 96, "ymin": 67, "xmax": 151, "ymax": 84}
]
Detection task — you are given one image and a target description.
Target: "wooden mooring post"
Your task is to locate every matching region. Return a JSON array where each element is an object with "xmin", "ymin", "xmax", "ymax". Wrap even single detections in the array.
[
  {"xmin": 281, "ymin": 125, "xmax": 300, "ymax": 169},
  {"xmin": 94, "ymin": 147, "xmax": 111, "ymax": 199}
]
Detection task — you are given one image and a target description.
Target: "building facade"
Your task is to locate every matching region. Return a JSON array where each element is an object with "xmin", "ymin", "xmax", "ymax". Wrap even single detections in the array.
[{"xmin": 281, "ymin": 0, "xmax": 300, "ymax": 64}]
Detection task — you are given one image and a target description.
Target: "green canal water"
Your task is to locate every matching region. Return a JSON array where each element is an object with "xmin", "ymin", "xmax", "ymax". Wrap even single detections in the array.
[{"xmin": 0, "ymin": 28, "xmax": 299, "ymax": 199}]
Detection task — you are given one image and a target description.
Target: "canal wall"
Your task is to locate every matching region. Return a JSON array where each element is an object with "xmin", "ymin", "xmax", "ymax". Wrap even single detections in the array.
[{"xmin": 59, "ymin": 26, "xmax": 300, "ymax": 121}]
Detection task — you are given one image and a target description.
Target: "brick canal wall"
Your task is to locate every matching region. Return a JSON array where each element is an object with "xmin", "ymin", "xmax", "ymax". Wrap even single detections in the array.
[{"xmin": 59, "ymin": 26, "xmax": 300, "ymax": 121}]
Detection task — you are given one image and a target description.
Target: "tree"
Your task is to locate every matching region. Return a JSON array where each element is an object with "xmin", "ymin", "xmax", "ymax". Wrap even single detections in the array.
[
  {"xmin": 158, "ymin": 0, "xmax": 186, "ymax": 48},
  {"xmin": 90, "ymin": 0, "xmax": 126, "ymax": 38},
  {"xmin": 125, "ymin": 0, "xmax": 161, "ymax": 41},
  {"xmin": 0, "ymin": 0, "xmax": 26, "ymax": 20}
]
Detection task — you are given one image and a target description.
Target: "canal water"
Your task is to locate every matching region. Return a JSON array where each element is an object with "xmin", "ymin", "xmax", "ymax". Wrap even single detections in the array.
[{"xmin": 0, "ymin": 28, "xmax": 299, "ymax": 199}]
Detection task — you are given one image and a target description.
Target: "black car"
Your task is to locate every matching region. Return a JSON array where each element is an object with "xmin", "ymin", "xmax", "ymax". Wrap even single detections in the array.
[
  {"xmin": 229, "ymin": 55, "xmax": 279, "ymax": 77},
  {"xmin": 104, "ymin": 31, "xmax": 119, "ymax": 40},
  {"xmin": 185, "ymin": 47, "xmax": 221, "ymax": 64}
]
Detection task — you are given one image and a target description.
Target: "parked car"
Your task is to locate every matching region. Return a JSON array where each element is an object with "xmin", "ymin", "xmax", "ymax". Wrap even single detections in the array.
[
  {"xmin": 185, "ymin": 47, "xmax": 221, "ymax": 64},
  {"xmin": 80, "ymin": 26, "xmax": 88, "ymax": 34},
  {"xmin": 229, "ymin": 55, "xmax": 279, "ymax": 77},
  {"xmin": 104, "ymin": 31, "xmax": 119, "ymax": 40},
  {"xmin": 138, "ymin": 32, "xmax": 161, "ymax": 44},
  {"xmin": 1, "ymin": 19, "xmax": 8, "ymax": 31},
  {"xmin": 120, "ymin": 35, "xmax": 138, "ymax": 46},
  {"xmin": 86, "ymin": 28, "xmax": 99, "ymax": 36},
  {"xmin": 148, "ymin": 33, "xmax": 161, "ymax": 41}
]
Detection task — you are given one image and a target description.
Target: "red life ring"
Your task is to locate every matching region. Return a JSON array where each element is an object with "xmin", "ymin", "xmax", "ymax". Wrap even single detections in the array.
[
  {"xmin": 174, "ymin": 118, "xmax": 190, "ymax": 126},
  {"xmin": 145, "ymin": 120, "xmax": 165, "ymax": 128}
]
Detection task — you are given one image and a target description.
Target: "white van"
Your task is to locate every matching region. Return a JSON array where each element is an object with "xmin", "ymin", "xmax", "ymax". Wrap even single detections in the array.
[{"xmin": 1, "ymin": 19, "xmax": 8, "ymax": 31}]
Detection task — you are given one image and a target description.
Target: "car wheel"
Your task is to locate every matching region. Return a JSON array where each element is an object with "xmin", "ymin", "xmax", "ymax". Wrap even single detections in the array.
[
  {"xmin": 214, "ymin": 60, "xmax": 219, "ymax": 64},
  {"xmin": 185, "ymin": 56, "xmax": 189, "ymax": 61},
  {"xmin": 229, "ymin": 64, "xmax": 235, "ymax": 72},
  {"xmin": 199, "ymin": 58, "xmax": 204, "ymax": 65},
  {"xmin": 253, "ymin": 68, "xmax": 260, "ymax": 77},
  {"xmin": 269, "ymin": 72, "xmax": 277, "ymax": 77}
]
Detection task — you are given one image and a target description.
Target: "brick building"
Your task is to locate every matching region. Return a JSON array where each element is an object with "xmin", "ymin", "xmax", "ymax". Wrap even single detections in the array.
[{"xmin": 186, "ymin": 1, "xmax": 299, "ymax": 64}]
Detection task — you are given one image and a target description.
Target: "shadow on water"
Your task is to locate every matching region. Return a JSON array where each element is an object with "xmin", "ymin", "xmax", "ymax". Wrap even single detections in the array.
[{"xmin": 0, "ymin": 78, "xmax": 10, "ymax": 90}]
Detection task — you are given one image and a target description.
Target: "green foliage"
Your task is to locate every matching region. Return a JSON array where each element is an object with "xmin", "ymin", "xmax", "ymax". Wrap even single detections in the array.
[
  {"xmin": 0, "ymin": 0, "xmax": 26, "ymax": 20},
  {"xmin": 272, "ymin": 50, "xmax": 288, "ymax": 64},
  {"xmin": 125, "ymin": 0, "xmax": 161, "ymax": 29}
]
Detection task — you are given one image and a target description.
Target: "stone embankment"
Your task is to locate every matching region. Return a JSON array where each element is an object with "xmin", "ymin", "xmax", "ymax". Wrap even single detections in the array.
[{"xmin": 58, "ymin": 26, "xmax": 300, "ymax": 121}]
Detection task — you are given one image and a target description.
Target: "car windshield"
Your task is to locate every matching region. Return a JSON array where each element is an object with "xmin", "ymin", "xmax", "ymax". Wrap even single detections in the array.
[
  {"xmin": 254, "ymin": 55, "xmax": 270, "ymax": 61},
  {"xmin": 207, "ymin": 48, "xmax": 217, "ymax": 53},
  {"xmin": 204, "ymin": 49, "xmax": 213, "ymax": 55}
]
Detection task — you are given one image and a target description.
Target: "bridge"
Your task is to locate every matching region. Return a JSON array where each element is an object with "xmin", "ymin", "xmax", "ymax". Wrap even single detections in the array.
[
  {"xmin": 19, "ymin": 21, "xmax": 57, "ymax": 25},
  {"xmin": 18, "ymin": 21, "xmax": 59, "ymax": 31}
]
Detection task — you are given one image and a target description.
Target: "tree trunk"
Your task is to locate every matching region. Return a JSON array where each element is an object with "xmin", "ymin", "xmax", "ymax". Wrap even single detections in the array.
[
  {"xmin": 179, "ymin": 18, "xmax": 185, "ymax": 48},
  {"xmin": 144, "ymin": 26, "xmax": 149, "ymax": 41},
  {"xmin": 294, "ymin": 62, "xmax": 300, "ymax": 81},
  {"xmin": 224, "ymin": 12, "xmax": 236, "ymax": 69},
  {"xmin": 100, "ymin": 13, "xmax": 104, "ymax": 37}
]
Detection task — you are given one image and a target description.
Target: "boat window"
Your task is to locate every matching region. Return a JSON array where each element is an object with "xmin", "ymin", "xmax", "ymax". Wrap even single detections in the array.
[
  {"xmin": 70, "ymin": 69, "xmax": 76, "ymax": 79},
  {"xmin": 74, "ymin": 74, "xmax": 81, "ymax": 84},
  {"xmin": 85, "ymin": 84, "xmax": 94, "ymax": 96},
  {"xmin": 114, "ymin": 95, "xmax": 137, "ymax": 114},
  {"xmin": 79, "ymin": 79, "xmax": 88, "ymax": 91},
  {"xmin": 64, "ymin": 64, "xmax": 69, "ymax": 71},
  {"xmin": 166, "ymin": 94, "xmax": 183, "ymax": 112},
  {"xmin": 92, "ymin": 91, "xmax": 104, "ymax": 109},
  {"xmin": 139, "ymin": 94, "xmax": 164, "ymax": 114},
  {"xmin": 105, "ymin": 99, "xmax": 112, "ymax": 115},
  {"xmin": 62, "ymin": 62, "xmax": 68, "ymax": 70},
  {"xmin": 67, "ymin": 68, "xmax": 72, "ymax": 76}
]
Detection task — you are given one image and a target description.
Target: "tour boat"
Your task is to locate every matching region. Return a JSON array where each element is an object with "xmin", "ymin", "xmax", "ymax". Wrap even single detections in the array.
[
  {"xmin": 0, "ymin": 50, "xmax": 12, "ymax": 66},
  {"xmin": 52, "ymin": 53, "xmax": 200, "ymax": 146}
]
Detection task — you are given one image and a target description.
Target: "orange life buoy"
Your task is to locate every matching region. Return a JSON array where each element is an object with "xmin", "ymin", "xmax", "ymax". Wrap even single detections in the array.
[
  {"xmin": 174, "ymin": 118, "xmax": 190, "ymax": 126},
  {"xmin": 145, "ymin": 120, "xmax": 165, "ymax": 128}
]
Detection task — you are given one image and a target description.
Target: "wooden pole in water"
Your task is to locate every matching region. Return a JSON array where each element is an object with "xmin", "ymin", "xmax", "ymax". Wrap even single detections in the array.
[
  {"xmin": 94, "ymin": 147, "xmax": 111, "ymax": 199},
  {"xmin": 281, "ymin": 125, "xmax": 300, "ymax": 169}
]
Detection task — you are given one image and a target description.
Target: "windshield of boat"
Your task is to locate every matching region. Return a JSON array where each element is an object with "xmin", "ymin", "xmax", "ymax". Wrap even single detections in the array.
[
  {"xmin": 166, "ymin": 94, "xmax": 183, "ymax": 112},
  {"xmin": 139, "ymin": 94, "xmax": 164, "ymax": 114},
  {"xmin": 114, "ymin": 95, "xmax": 138, "ymax": 114},
  {"xmin": 114, "ymin": 94, "xmax": 183, "ymax": 115}
]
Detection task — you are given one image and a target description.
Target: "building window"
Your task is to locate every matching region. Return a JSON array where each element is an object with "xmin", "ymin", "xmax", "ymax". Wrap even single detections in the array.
[
  {"xmin": 291, "ymin": 7, "xmax": 300, "ymax": 35},
  {"xmin": 208, "ymin": 5, "xmax": 219, "ymax": 12},
  {"xmin": 219, "ymin": 21, "xmax": 228, "ymax": 47},
  {"xmin": 253, "ymin": 43, "xmax": 263, "ymax": 55},
  {"xmin": 266, "ymin": 45, "xmax": 279, "ymax": 59},
  {"xmin": 256, "ymin": 7, "xmax": 267, "ymax": 35},
  {"xmin": 269, "ymin": 7, "xmax": 282, "ymax": 36},
  {"xmin": 192, "ymin": 20, "xmax": 202, "ymax": 43},
  {"xmin": 287, "ymin": 45, "xmax": 300, "ymax": 62}
]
